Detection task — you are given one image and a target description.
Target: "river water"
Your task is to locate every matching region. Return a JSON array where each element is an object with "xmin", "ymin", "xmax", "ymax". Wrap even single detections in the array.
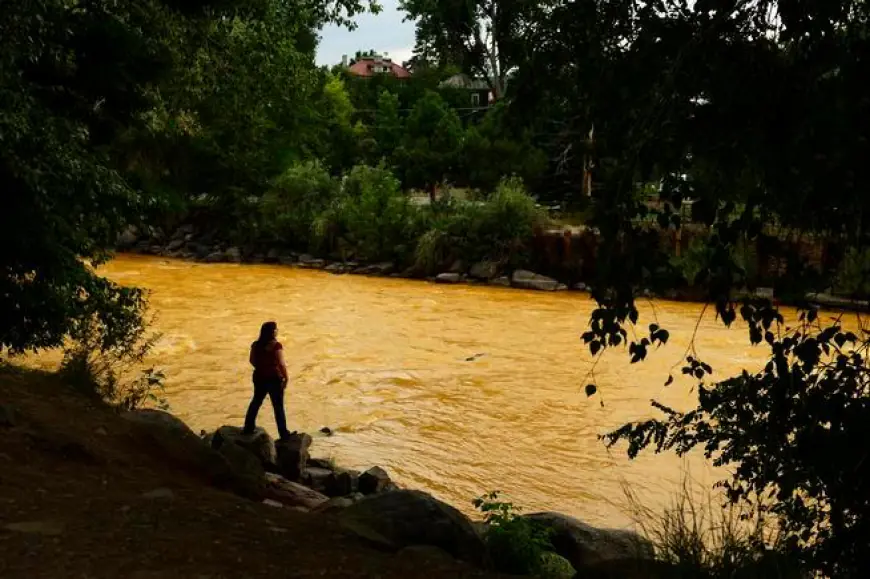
[{"xmin": 27, "ymin": 255, "xmax": 774, "ymax": 527}]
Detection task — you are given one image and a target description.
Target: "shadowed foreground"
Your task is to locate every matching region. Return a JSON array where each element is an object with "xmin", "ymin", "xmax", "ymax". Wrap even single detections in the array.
[{"xmin": 0, "ymin": 365, "xmax": 501, "ymax": 578}]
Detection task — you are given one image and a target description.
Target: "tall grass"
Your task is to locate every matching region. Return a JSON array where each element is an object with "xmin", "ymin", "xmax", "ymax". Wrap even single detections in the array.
[{"xmin": 621, "ymin": 476, "xmax": 806, "ymax": 578}]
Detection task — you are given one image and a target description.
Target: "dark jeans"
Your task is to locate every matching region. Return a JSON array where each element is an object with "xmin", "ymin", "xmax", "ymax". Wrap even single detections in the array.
[{"xmin": 243, "ymin": 376, "xmax": 290, "ymax": 439}]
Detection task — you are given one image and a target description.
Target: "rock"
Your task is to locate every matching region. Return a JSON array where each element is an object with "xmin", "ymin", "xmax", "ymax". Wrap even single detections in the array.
[
  {"xmin": 167, "ymin": 238, "xmax": 185, "ymax": 252},
  {"xmin": 265, "ymin": 248, "xmax": 280, "ymax": 263},
  {"xmin": 319, "ymin": 426, "xmax": 334, "ymax": 436},
  {"xmin": 225, "ymin": 247, "xmax": 242, "ymax": 263},
  {"xmin": 203, "ymin": 251, "xmax": 225, "ymax": 263},
  {"xmin": 358, "ymin": 466, "xmax": 391, "ymax": 495},
  {"xmin": 469, "ymin": 261, "xmax": 498, "ymax": 281},
  {"xmin": 448, "ymin": 260, "xmax": 466, "ymax": 274},
  {"xmin": 4, "ymin": 521, "xmax": 65, "ymax": 536},
  {"xmin": 275, "ymin": 433, "xmax": 312, "ymax": 481},
  {"xmin": 123, "ymin": 410, "xmax": 262, "ymax": 499},
  {"xmin": 573, "ymin": 282, "xmax": 588, "ymax": 291},
  {"xmin": 338, "ymin": 490, "xmax": 485, "ymax": 564},
  {"xmin": 511, "ymin": 270, "xmax": 562, "ymax": 291},
  {"xmin": 117, "ymin": 226, "xmax": 138, "ymax": 249},
  {"xmin": 491, "ymin": 276, "xmax": 511, "ymax": 287},
  {"xmin": 172, "ymin": 224, "xmax": 194, "ymax": 239},
  {"xmin": 313, "ymin": 496, "xmax": 356, "ymax": 513},
  {"xmin": 325, "ymin": 262, "xmax": 351, "ymax": 274},
  {"xmin": 435, "ymin": 273, "xmax": 462, "ymax": 284},
  {"xmin": 278, "ymin": 255, "xmax": 297, "ymax": 266},
  {"xmin": 325, "ymin": 469, "xmax": 358, "ymax": 497},
  {"xmin": 263, "ymin": 499, "xmax": 283, "ymax": 508},
  {"xmin": 355, "ymin": 262, "xmax": 395, "ymax": 276},
  {"xmin": 142, "ymin": 488, "xmax": 176, "ymax": 500},
  {"xmin": 264, "ymin": 473, "xmax": 329, "ymax": 509},
  {"xmin": 307, "ymin": 457, "xmax": 335, "ymax": 470},
  {"xmin": 301, "ymin": 467, "xmax": 333, "ymax": 493},
  {"xmin": 218, "ymin": 442, "xmax": 266, "ymax": 497},
  {"xmin": 523, "ymin": 513, "xmax": 654, "ymax": 570},
  {"xmin": 211, "ymin": 426, "xmax": 276, "ymax": 468},
  {"xmin": 0, "ymin": 404, "xmax": 17, "ymax": 428}
]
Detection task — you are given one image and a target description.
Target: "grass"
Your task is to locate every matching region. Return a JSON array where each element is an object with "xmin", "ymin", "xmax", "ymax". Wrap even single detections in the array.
[{"xmin": 620, "ymin": 475, "xmax": 806, "ymax": 578}]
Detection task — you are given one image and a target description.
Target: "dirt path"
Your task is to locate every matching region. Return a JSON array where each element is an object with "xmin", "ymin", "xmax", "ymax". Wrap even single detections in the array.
[{"xmin": 0, "ymin": 365, "xmax": 501, "ymax": 578}]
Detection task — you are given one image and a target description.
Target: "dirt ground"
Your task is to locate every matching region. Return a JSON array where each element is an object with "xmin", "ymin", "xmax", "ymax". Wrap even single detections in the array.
[{"xmin": 0, "ymin": 365, "xmax": 502, "ymax": 578}]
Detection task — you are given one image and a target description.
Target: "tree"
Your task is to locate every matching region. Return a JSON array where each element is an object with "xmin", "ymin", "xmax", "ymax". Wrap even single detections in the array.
[
  {"xmin": 400, "ymin": 0, "xmax": 548, "ymax": 100},
  {"xmin": 373, "ymin": 90, "xmax": 403, "ymax": 160},
  {"xmin": 0, "ymin": 0, "xmax": 378, "ymax": 352},
  {"xmin": 523, "ymin": 1, "xmax": 870, "ymax": 574},
  {"xmin": 395, "ymin": 91, "xmax": 464, "ymax": 200}
]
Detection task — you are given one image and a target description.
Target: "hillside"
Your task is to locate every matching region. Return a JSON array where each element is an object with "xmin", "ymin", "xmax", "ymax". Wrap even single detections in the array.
[{"xmin": 0, "ymin": 364, "xmax": 501, "ymax": 578}]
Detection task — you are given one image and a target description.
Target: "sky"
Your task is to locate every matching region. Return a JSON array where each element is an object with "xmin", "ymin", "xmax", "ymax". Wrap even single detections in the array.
[{"xmin": 315, "ymin": 0, "xmax": 417, "ymax": 66}]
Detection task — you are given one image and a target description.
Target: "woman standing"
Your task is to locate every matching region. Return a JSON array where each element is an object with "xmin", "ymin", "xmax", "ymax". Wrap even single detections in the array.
[{"xmin": 244, "ymin": 321, "xmax": 292, "ymax": 440}]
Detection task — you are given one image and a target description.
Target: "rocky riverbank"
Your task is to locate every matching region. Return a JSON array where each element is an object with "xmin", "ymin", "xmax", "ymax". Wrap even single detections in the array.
[
  {"xmin": 117, "ymin": 225, "xmax": 583, "ymax": 293},
  {"xmin": 125, "ymin": 407, "xmax": 657, "ymax": 578},
  {"xmin": 1, "ymin": 363, "xmax": 661, "ymax": 578}
]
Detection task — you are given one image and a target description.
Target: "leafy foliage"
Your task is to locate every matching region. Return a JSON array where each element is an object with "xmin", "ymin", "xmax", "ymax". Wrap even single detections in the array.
[
  {"xmin": 260, "ymin": 161, "xmax": 340, "ymax": 247},
  {"xmin": 473, "ymin": 491, "xmax": 553, "ymax": 575},
  {"xmin": 396, "ymin": 91, "xmax": 464, "ymax": 195}
]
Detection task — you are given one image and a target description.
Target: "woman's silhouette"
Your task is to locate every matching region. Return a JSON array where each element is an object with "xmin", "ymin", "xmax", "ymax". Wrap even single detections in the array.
[{"xmin": 243, "ymin": 321, "xmax": 292, "ymax": 440}]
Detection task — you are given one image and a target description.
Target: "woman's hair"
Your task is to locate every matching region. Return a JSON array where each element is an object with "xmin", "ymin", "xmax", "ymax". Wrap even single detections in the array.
[{"xmin": 256, "ymin": 321, "xmax": 278, "ymax": 346}]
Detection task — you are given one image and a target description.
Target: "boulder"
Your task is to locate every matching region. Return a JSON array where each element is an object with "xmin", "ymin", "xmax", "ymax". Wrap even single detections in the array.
[
  {"xmin": 301, "ymin": 467, "xmax": 333, "ymax": 493},
  {"xmin": 167, "ymin": 238, "xmax": 185, "ymax": 252},
  {"xmin": 307, "ymin": 457, "xmax": 335, "ymax": 470},
  {"xmin": 325, "ymin": 469, "xmax": 359, "ymax": 497},
  {"xmin": 117, "ymin": 226, "xmax": 139, "ymax": 249},
  {"xmin": 211, "ymin": 426, "xmax": 276, "ymax": 468},
  {"xmin": 435, "ymin": 273, "xmax": 462, "ymax": 284},
  {"xmin": 225, "ymin": 247, "xmax": 242, "ymax": 263},
  {"xmin": 325, "ymin": 262, "xmax": 352, "ymax": 274},
  {"xmin": 217, "ymin": 442, "xmax": 266, "ymax": 497},
  {"xmin": 511, "ymin": 270, "xmax": 563, "ymax": 291},
  {"xmin": 355, "ymin": 262, "xmax": 395, "ymax": 276},
  {"xmin": 448, "ymin": 260, "xmax": 466, "ymax": 274},
  {"xmin": 122, "ymin": 410, "xmax": 262, "ymax": 499},
  {"xmin": 265, "ymin": 248, "xmax": 281, "ymax": 263},
  {"xmin": 522, "ymin": 513, "xmax": 654, "ymax": 571},
  {"xmin": 313, "ymin": 496, "xmax": 357, "ymax": 513},
  {"xmin": 264, "ymin": 473, "xmax": 329, "ymax": 510},
  {"xmin": 469, "ymin": 261, "xmax": 499, "ymax": 281},
  {"xmin": 275, "ymin": 433, "xmax": 312, "ymax": 481},
  {"xmin": 338, "ymin": 490, "xmax": 486, "ymax": 564},
  {"xmin": 358, "ymin": 466, "xmax": 391, "ymax": 495},
  {"xmin": 278, "ymin": 255, "xmax": 297, "ymax": 266},
  {"xmin": 203, "ymin": 251, "xmax": 225, "ymax": 263},
  {"xmin": 491, "ymin": 276, "xmax": 511, "ymax": 287}
]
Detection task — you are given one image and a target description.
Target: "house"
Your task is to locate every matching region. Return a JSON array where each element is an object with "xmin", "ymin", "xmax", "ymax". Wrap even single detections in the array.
[
  {"xmin": 438, "ymin": 74, "xmax": 492, "ymax": 107},
  {"xmin": 343, "ymin": 53, "xmax": 411, "ymax": 79}
]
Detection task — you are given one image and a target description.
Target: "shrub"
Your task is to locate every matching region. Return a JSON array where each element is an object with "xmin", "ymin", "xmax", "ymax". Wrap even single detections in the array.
[
  {"xmin": 260, "ymin": 161, "xmax": 339, "ymax": 248},
  {"xmin": 834, "ymin": 245, "xmax": 870, "ymax": 297},
  {"xmin": 59, "ymin": 314, "xmax": 167, "ymax": 412},
  {"xmin": 473, "ymin": 491, "xmax": 553, "ymax": 575},
  {"xmin": 414, "ymin": 177, "xmax": 546, "ymax": 274},
  {"xmin": 313, "ymin": 164, "xmax": 421, "ymax": 263}
]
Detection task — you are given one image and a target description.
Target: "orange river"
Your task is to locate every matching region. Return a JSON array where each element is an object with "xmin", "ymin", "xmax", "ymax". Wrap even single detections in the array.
[{"xmin": 23, "ymin": 254, "xmax": 802, "ymax": 527}]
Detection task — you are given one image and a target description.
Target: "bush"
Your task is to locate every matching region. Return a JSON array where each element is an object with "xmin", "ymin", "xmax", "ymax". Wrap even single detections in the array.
[
  {"xmin": 834, "ymin": 245, "xmax": 870, "ymax": 297},
  {"xmin": 473, "ymin": 491, "xmax": 553, "ymax": 575},
  {"xmin": 59, "ymin": 315, "xmax": 167, "ymax": 412},
  {"xmin": 313, "ymin": 164, "xmax": 421, "ymax": 263},
  {"xmin": 260, "ymin": 161, "xmax": 339, "ymax": 248},
  {"xmin": 414, "ymin": 177, "xmax": 546, "ymax": 274}
]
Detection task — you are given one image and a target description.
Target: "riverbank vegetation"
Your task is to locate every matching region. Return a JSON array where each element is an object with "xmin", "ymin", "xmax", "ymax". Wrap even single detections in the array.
[{"xmin": 3, "ymin": 0, "xmax": 870, "ymax": 576}]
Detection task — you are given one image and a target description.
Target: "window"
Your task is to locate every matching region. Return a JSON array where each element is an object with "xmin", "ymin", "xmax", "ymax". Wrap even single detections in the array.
[{"xmin": 471, "ymin": 93, "xmax": 480, "ymax": 106}]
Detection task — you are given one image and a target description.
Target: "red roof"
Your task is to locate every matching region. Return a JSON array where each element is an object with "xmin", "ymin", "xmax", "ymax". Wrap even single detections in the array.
[{"xmin": 347, "ymin": 58, "xmax": 411, "ymax": 79}]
